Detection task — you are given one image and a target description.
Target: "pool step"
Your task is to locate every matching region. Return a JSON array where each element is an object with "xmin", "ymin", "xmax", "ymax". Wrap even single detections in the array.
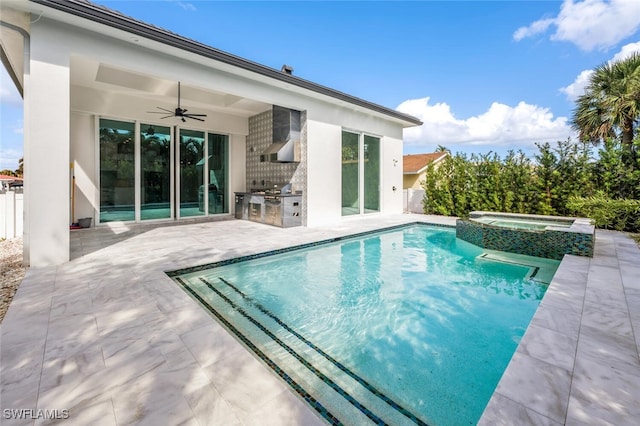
[
  {"xmin": 178, "ymin": 274, "xmax": 427, "ymax": 426},
  {"xmin": 476, "ymin": 251, "xmax": 560, "ymax": 284}
]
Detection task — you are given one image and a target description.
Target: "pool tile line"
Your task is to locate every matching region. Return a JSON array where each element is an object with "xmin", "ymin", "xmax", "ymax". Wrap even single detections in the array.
[
  {"xmin": 216, "ymin": 276, "xmax": 428, "ymax": 426},
  {"xmin": 174, "ymin": 277, "xmax": 344, "ymax": 426},
  {"xmin": 192, "ymin": 276, "xmax": 391, "ymax": 426},
  {"xmin": 166, "ymin": 222, "xmax": 454, "ymax": 278}
]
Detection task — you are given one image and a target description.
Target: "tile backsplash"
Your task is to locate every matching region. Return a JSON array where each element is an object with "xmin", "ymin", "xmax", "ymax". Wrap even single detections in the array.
[{"xmin": 246, "ymin": 108, "xmax": 307, "ymax": 224}]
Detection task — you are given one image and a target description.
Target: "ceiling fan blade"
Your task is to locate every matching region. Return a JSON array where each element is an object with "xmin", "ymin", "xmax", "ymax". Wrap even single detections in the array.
[
  {"xmin": 185, "ymin": 115, "xmax": 205, "ymax": 122},
  {"xmin": 148, "ymin": 82, "xmax": 207, "ymax": 121},
  {"xmin": 160, "ymin": 114, "xmax": 174, "ymax": 119}
]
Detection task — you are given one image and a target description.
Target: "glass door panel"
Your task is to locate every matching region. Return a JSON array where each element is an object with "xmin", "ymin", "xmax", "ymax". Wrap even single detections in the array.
[
  {"xmin": 99, "ymin": 119, "xmax": 135, "ymax": 222},
  {"xmin": 341, "ymin": 131, "xmax": 360, "ymax": 216},
  {"xmin": 140, "ymin": 124, "xmax": 171, "ymax": 220},
  {"xmin": 208, "ymin": 133, "xmax": 229, "ymax": 214},
  {"xmin": 363, "ymin": 135, "xmax": 380, "ymax": 213},
  {"xmin": 179, "ymin": 129, "xmax": 205, "ymax": 218}
]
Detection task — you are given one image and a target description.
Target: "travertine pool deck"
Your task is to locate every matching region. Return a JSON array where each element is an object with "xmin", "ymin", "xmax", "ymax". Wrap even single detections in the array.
[{"xmin": 1, "ymin": 214, "xmax": 638, "ymax": 425}]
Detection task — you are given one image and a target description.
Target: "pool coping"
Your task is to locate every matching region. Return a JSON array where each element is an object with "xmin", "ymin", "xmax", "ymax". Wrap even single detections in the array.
[{"xmin": 1, "ymin": 214, "xmax": 638, "ymax": 425}]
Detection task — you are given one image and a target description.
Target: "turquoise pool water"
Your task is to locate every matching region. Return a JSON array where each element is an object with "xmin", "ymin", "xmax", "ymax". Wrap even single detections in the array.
[
  {"xmin": 172, "ymin": 224, "xmax": 559, "ymax": 425},
  {"xmin": 472, "ymin": 216, "xmax": 573, "ymax": 231}
]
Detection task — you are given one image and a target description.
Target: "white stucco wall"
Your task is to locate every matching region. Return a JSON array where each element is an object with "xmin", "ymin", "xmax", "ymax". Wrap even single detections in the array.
[
  {"xmin": 229, "ymin": 134, "xmax": 246, "ymax": 199},
  {"xmin": 381, "ymin": 136, "xmax": 404, "ymax": 215},
  {"xmin": 306, "ymin": 120, "xmax": 342, "ymax": 227},
  {"xmin": 24, "ymin": 21, "xmax": 71, "ymax": 266},
  {"xmin": 70, "ymin": 112, "xmax": 96, "ymax": 222}
]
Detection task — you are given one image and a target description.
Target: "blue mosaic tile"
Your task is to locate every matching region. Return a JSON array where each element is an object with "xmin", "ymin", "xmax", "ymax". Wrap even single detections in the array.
[{"xmin": 456, "ymin": 219, "xmax": 594, "ymax": 260}]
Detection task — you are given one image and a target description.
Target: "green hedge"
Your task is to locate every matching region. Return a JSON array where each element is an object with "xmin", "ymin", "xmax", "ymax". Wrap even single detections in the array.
[{"xmin": 567, "ymin": 193, "xmax": 640, "ymax": 232}]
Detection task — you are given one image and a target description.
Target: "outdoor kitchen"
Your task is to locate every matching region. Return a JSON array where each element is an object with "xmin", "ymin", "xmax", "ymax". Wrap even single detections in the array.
[
  {"xmin": 237, "ymin": 105, "xmax": 306, "ymax": 227},
  {"xmin": 235, "ymin": 182, "xmax": 302, "ymax": 228}
]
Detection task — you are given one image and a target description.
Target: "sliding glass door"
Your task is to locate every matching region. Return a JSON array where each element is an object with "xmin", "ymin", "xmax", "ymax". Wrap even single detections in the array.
[
  {"xmin": 363, "ymin": 135, "xmax": 380, "ymax": 213},
  {"xmin": 207, "ymin": 133, "xmax": 229, "ymax": 214},
  {"xmin": 98, "ymin": 119, "xmax": 229, "ymax": 223},
  {"xmin": 341, "ymin": 131, "xmax": 360, "ymax": 216},
  {"xmin": 341, "ymin": 131, "xmax": 380, "ymax": 216},
  {"xmin": 140, "ymin": 124, "xmax": 172, "ymax": 220},
  {"xmin": 99, "ymin": 119, "xmax": 135, "ymax": 222},
  {"xmin": 178, "ymin": 129, "xmax": 205, "ymax": 218}
]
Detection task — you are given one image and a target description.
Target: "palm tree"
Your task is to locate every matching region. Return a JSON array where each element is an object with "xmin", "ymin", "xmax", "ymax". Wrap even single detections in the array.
[{"xmin": 571, "ymin": 53, "xmax": 640, "ymax": 146}]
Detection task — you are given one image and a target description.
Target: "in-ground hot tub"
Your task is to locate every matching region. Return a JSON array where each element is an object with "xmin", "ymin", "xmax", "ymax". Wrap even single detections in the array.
[{"xmin": 456, "ymin": 211, "xmax": 595, "ymax": 260}]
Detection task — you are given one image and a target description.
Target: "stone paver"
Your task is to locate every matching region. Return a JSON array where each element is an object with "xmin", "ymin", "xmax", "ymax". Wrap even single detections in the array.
[
  {"xmin": 1, "ymin": 215, "xmax": 638, "ymax": 425},
  {"xmin": 480, "ymin": 230, "xmax": 640, "ymax": 426}
]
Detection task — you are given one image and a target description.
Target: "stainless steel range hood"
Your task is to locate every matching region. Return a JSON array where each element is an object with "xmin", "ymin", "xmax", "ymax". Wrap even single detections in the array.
[{"xmin": 260, "ymin": 106, "xmax": 301, "ymax": 163}]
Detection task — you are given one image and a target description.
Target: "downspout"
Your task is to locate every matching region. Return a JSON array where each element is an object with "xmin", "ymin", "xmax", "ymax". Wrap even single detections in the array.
[{"xmin": 0, "ymin": 17, "xmax": 30, "ymax": 265}]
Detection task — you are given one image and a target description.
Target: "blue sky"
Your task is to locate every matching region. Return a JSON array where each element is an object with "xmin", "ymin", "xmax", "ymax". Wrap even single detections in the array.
[{"xmin": 2, "ymin": 0, "xmax": 640, "ymax": 170}]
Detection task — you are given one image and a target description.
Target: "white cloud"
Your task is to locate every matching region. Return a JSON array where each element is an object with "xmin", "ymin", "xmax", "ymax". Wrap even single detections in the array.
[
  {"xmin": 0, "ymin": 148, "xmax": 22, "ymax": 171},
  {"xmin": 514, "ymin": 0, "xmax": 640, "ymax": 51},
  {"xmin": 513, "ymin": 18, "xmax": 555, "ymax": 41},
  {"xmin": 397, "ymin": 97, "xmax": 574, "ymax": 152},
  {"xmin": 611, "ymin": 40, "xmax": 640, "ymax": 62},
  {"xmin": 560, "ymin": 69, "xmax": 594, "ymax": 102},
  {"xmin": 166, "ymin": 0, "xmax": 196, "ymax": 12},
  {"xmin": 560, "ymin": 41, "xmax": 640, "ymax": 101}
]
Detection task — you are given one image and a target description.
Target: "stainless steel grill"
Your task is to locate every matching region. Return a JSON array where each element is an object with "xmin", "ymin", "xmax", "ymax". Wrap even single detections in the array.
[{"xmin": 264, "ymin": 182, "xmax": 293, "ymax": 195}]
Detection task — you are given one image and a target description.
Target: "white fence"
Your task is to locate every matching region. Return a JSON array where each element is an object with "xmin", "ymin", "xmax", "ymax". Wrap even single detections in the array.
[
  {"xmin": 403, "ymin": 188, "xmax": 425, "ymax": 214},
  {"xmin": 1, "ymin": 191, "xmax": 23, "ymax": 239}
]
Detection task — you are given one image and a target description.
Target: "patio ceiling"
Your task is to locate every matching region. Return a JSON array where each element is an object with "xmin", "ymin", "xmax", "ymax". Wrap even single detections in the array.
[{"xmin": 71, "ymin": 55, "xmax": 272, "ymax": 119}]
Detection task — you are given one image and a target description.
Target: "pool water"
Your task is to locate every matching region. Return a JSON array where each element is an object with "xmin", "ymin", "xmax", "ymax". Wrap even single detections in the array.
[
  {"xmin": 473, "ymin": 217, "xmax": 572, "ymax": 231},
  {"xmin": 173, "ymin": 224, "xmax": 559, "ymax": 425}
]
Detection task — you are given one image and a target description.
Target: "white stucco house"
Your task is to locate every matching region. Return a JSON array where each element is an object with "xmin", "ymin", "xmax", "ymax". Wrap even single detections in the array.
[{"xmin": 1, "ymin": 0, "xmax": 421, "ymax": 267}]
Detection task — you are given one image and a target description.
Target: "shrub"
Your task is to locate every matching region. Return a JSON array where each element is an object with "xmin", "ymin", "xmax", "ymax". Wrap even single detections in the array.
[{"xmin": 567, "ymin": 193, "xmax": 640, "ymax": 232}]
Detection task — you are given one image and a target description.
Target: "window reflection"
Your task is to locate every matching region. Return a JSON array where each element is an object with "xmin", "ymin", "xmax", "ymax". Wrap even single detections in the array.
[{"xmin": 99, "ymin": 119, "xmax": 135, "ymax": 222}]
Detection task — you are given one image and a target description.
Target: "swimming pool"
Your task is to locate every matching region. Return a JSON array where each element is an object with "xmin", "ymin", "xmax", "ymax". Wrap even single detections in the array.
[{"xmin": 170, "ymin": 224, "xmax": 559, "ymax": 425}]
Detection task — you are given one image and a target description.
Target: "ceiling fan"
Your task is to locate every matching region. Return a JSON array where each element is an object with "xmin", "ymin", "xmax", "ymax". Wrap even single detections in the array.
[{"xmin": 148, "ymin": 82, "xmax": 207, "ymax": 122}]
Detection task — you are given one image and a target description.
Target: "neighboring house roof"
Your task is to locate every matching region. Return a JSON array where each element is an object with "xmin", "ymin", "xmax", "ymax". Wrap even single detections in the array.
[
  {"xmin": 28, "ymin": 0, "xmax": 423, "ymax": 127},
  {"xmin": 403, "ymin": 152, "xmax": 447, "ymax": 174},
  {"xmin": 0, "ymin": 175, "xmax": 22, "ymax": 181}
]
